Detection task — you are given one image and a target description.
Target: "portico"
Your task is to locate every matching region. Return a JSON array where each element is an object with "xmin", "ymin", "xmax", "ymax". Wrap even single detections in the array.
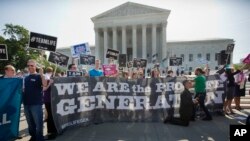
[{"xmin": 91, "ymin": 2, "xmax": 170, "ymax": 65}]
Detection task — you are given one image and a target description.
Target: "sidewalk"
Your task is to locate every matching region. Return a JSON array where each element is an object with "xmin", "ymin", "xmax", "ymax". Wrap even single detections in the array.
[{"xmin": 17, "ymin": 109, "xmax": 250, "ymax": 141}]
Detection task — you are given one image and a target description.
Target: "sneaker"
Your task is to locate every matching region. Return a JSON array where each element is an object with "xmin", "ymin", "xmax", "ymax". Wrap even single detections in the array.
[{"xmin": 202, "ymin": 117, "xmax": 212, "ymax": 121}]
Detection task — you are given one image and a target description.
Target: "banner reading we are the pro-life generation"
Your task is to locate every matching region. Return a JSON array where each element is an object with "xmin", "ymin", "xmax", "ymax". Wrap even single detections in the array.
[
  {"xmin": 0, "ymin": 78, "xmax": 23, "ymax": 141},
  {"xmin": 51, "ymin": 75, "xmax": 225, "ymax": 133}
]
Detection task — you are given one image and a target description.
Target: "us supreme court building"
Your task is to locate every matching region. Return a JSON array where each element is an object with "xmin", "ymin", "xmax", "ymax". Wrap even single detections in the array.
[{"xmin": 58, "ymin": 2, "xmax": 234, "ymax": 71}]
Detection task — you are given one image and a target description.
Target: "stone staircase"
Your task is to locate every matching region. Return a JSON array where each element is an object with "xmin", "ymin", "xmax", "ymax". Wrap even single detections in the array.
[{"xmin": 232, "ymin": 81, "xmax": 250, "ymax": 109}]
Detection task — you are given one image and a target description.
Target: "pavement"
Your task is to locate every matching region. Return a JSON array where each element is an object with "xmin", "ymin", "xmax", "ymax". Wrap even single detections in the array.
[{"xmin": 16, "ymin": 107, "xmax": 250, "ymax": 141}]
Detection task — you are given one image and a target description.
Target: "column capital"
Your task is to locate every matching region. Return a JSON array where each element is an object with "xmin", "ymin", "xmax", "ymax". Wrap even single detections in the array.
[
  {"xmin": 152, "ymin": 23, "xmax": 157, "ymax": 27},
  {"xmin": 103, "ymin": 27, "xmax": 108, "ymax": 31},
  {"xmin": 122, "ymin": 25, "xmax": 127, "ymax": 30},
  {"xmin": 161, "ymin": 22, "xmax": 168, "ymax": 27},
  {"xmin": 94, "ymin": 27, "xmax": 99, "ymax": 32},
  {"xmin": 132, "ymin": 25, "xmax": 137, "ymax": 29},
  {"xmin": 141, "ymin": 23, "xmax": 147, "ymax": 27}
]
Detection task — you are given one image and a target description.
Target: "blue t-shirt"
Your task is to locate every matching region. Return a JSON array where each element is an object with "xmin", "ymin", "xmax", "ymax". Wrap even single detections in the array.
[
  {"xmin": 89, "ymin": 69, "xmax": 103, "ymax": 77},
  {"xmin": 23, "ymin": 74, "xmax": 43, "ymax": 105}
]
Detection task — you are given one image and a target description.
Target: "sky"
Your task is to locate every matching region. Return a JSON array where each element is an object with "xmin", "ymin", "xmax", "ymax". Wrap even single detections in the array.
[{"xmin": 0, "ymin": 0, "xmax": 249, "ymax": 63}]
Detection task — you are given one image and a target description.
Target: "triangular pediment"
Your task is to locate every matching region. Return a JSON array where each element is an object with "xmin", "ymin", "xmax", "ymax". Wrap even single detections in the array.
[{"xmin": 92, "ymin": 2, "xmax": 170, "ymax": 20}]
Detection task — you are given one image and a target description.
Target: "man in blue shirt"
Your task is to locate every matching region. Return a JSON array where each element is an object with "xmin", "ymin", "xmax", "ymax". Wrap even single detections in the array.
[
  {"xmin": 23, "ymin": 59, "xmax": 47, "ymax": 141},
  {"xmin": 89, "ymin": 59, "xmax": 103, "ymax": 77}
]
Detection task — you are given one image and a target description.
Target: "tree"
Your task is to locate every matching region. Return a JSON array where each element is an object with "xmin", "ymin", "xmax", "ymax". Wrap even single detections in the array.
[
  {"xmin": 3, "ymin": 24, "xmax": 29, "ymax": 41},
  {"xmin": 0, "ymin": 24, "xmax": 41, "ymax": 74},
  {"xmin": 0, "ymin": 24, "xmax": 66, "ymax": 74}
]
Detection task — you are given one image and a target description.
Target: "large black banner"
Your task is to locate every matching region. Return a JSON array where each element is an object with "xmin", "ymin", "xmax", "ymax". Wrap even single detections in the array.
[
  {"xmin": 29, "ymin": 32, "xmax": 57, "ymax": 52},
  {"xmin": 51, "ymin": 75, "xmax": 225, "ymax": 133}
]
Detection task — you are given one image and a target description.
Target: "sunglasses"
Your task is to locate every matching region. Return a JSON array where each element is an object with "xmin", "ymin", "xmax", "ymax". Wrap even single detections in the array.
[
  {"xmin": 8, "ymin": 69, "xmax": 15, "ymax": 72},
  {"xmin": 27, "ymin": 65, "xmax": 34, "ymax": 67}
]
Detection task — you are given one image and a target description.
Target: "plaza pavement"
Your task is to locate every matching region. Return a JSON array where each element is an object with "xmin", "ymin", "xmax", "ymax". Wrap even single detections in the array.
[{"xmin": 16, "ymin": 106, "xmax": 250, "ymax": 141}]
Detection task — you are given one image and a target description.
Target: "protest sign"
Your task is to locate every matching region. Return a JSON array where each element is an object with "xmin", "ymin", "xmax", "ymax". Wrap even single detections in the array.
[
  {"xmin": 79, "ymin": 54, "xmax": 95, "ymax": 65},
  {"xmin": 118, "ymin": 54, "xmax": 127, "ymax": 67},
  {"xmin": 102, "ymin": 64, "xmax": 117, "ymax": 76},
  {"xmin": 106, "ymin": 48, "xmax": 119, "ymax": 60},
  {"xmin": 133, "ymin": 58, "xmax": 147, "ymax": 68},
  {"xmin": 0, "ymin": 44, "xmax": 8, "ymax": 60},
  {"xmin": 48, "ymin": 52, "xmax": 69, "ymax": 67},
  {"xmin": 66, "ymin": 71, "xmax": 83, "ymax": 77},
  {"xmin": 71, "ymin": 43, "xmax": 90, "ymax": 58},
  {"xmin": 29, "ymin": 32, "xmax": 57, "ymax": 52},
  {"xmin": 243, "ymin": 54, "xmax": 250, "ymax": 64},
  {"xmin": 169, "ymin": 57, "xmax": 182, "ymax": 66}
]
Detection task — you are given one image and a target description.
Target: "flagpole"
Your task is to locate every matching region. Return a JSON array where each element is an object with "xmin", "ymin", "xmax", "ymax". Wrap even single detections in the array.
[
  {"xmin": 54, "ymin": 63, "xmax": 58, "ymax": 77},
  {"xmin": 226, "ymin": 53, "xmax": 230, "ymax": 65}
]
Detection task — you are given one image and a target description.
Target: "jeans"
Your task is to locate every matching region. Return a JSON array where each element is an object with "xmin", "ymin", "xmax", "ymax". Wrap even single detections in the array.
[{"xmin": 24, "ymin": 105, "xmax": 44, "ymax": 141}]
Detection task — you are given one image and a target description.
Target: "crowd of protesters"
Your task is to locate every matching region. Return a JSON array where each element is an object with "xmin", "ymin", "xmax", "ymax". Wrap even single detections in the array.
[{"xmin": 1, "ymin": 59, "xmax": 250, "ymax": 140}]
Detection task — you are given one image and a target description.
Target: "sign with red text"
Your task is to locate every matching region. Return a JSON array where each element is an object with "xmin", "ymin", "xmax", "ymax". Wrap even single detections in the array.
[{"xmin": 102, "ymin": 64, "xmax": 117, "ymax": 76}]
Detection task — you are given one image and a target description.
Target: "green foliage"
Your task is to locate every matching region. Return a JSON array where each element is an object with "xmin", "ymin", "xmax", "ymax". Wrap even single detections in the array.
[
  {"xmin": 0, "ymin": 23, "xmax": 56, "ymax": 74},
  {"xmin": 233, "ymin": 64, "xmax": 242, "ymax": 70}
]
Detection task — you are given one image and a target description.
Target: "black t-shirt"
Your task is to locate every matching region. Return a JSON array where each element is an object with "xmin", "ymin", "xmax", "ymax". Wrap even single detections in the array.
[
  {"xmin": 226, "ymin": 70, "xmax": 240, "ymax": 87},
  {"xmin": 23, "ymin": 74, "xmax": 43, "ymax": 105}
]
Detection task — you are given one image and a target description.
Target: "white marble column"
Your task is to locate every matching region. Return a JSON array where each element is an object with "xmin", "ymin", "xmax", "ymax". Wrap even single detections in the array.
[
  {"xmin": 152, "ymin": 24, "xmax": 157, "ymax": 57},
  {"xmin": 162, "ymin": 22, "xmax": 167, "ymax": 61},
  {"xmin": 142, "ymin": 24, "xmax": 147, "ymax": 59},
  {"xmin": 94, "ymin": 28, "xmax": 99, "ymax": 59},
  {"xmin": 112, "ymin": 27, "xmax": 117, "ymax": 50},
  {"xmin": 104, "ymin": 27, "xmax": 108, "ymax": 64},
  {"xmin": 132, "ymin": 25, "xmax": 137, "ymax": 59},
  {"xmin": 122, "ymin": 26, "xmax": 126, "ymax": 54}
]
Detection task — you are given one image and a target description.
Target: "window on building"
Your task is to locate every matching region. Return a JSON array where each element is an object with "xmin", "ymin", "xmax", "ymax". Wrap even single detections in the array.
[
  {"xmin": 181, "ymin": 54, "xmax": 184, "ymax": 62},
  {"xmin": 189, "ymin": 67, "xmax": 192, "ymax": 71},
  {"xmin": 189, "ymin": 54, "xmax": 193, "ymax": 62},
  {"xmin": 215, "ymin": 66, "xmax": 218, "ymax": 70},
  {"xmin": 215, "ymin": 53, "xmax": 218, "ymax": 61},
  {"xmin": 197, "ymin": 53, "xmax": 202, "ymax": 59},
  {"xmin": 206, "ymin": 53, "xmax": 210, "ymax": 61}
]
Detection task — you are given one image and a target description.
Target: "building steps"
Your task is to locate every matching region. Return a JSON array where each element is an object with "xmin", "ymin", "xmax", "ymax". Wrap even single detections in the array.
[{"xmin": 231, "ymin": 81, "xmax": 250, "ymax": 109}]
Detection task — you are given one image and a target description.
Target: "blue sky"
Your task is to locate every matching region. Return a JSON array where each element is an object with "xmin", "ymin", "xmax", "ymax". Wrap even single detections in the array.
[{"xmin": 0, "ymin": 0, "xmax": 249, "ymax": 63}]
